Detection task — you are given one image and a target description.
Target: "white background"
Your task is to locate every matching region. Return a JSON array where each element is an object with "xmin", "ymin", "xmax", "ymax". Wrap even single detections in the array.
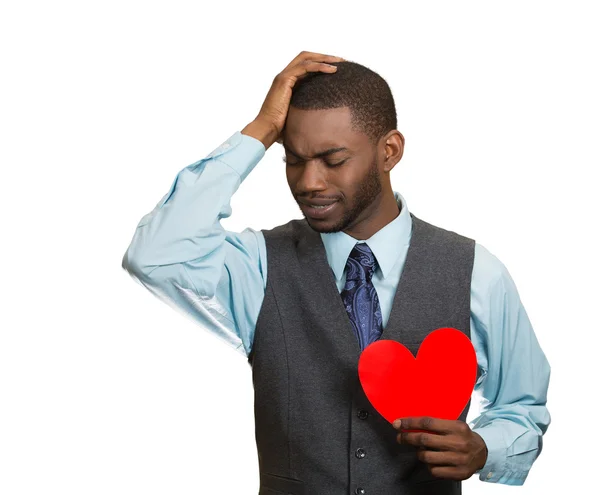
[{"xmin": 1, "ymin": 0, "xmax": 599, "ymax": 493}]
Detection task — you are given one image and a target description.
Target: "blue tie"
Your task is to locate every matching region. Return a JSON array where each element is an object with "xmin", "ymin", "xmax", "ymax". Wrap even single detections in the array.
[{"xmin": 341, "ymin": 243, "xmax": 383, "ymax": 351}]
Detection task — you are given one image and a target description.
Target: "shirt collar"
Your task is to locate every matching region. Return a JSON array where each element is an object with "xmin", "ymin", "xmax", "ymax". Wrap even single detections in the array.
[{"xmin": 320, "ymin": 191, "xmax": 412, "ymax": 281}]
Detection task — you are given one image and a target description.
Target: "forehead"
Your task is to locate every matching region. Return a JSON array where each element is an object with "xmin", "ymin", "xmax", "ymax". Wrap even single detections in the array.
[{"xmin": 283, "ymin": 106, "xmax": 368, "ymax": 152}]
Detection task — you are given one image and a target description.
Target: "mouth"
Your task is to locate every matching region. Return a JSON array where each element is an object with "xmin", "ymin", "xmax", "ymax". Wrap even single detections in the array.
[{"xmin": 298, "ymin": 200, "xmax": 339, "ymax": 220}]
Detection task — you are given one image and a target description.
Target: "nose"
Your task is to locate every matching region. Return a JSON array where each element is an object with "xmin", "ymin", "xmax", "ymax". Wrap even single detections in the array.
[{"xmin": 294, "ymin": 161, "xmax": 327, "ymax": 194}]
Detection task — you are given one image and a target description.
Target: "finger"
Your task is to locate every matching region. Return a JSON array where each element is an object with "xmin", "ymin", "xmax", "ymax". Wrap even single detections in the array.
[
  {"xmin": 283, "ymin": 61, "xmax": 340, "ymax": 81},
  {"xmin": 285, "ymin": 51, "xmax": 345, "ymax": 69},
  {"xmin": 299, "ymin": 52, "xmax": 346, "ymax": 63},
  {"xmin": 396, "ymin": 431, "xmax": 455, "ymax": 450},
  {"xmin": 416, "ymin": 449, "xmax": 466, "ymax": 467},
  {"xmin": 395, "ymin": 417, "xmax": 461, "ymax": 434}
]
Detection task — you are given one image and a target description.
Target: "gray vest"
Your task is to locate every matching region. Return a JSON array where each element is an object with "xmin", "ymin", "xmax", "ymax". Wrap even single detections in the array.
[{"xmin": 248, "ymin": 213, "xmax": 475, "ymax": 495}]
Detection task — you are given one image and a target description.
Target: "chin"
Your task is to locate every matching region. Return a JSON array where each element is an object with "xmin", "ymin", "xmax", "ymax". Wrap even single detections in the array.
[{"xmin": 304, "ymin": 216, "xmax": 345, "ymax": 234}]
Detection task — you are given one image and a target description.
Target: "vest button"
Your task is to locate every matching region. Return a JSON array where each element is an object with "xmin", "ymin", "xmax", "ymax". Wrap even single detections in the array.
[
  {"xmin": 357, "ymin": 409, "xmax": 369, "ymax": 420},
  {"xmin": 354, "ymin": 488, "xmax": 365, "ymax": 494},
  {"xmin": 355, "ymin": 448, "xmax": 366, "ymax": 459}
]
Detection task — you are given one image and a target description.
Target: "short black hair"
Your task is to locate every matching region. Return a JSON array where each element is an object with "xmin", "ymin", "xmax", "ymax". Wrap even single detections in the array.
[{"xmin": 289, "ymin": 60, "xmax": 397, "ymax": 146}]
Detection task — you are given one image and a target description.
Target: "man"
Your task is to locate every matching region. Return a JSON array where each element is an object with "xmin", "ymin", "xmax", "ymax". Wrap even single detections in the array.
[{"xmin": 122, "ymin": 51, "xmax": 550, "ymax": 494}]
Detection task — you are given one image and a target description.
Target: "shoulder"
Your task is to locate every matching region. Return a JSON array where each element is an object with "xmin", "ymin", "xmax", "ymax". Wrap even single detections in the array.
[
  {"xmin": 410, "ymin": 215, "xmax": 476, "ymax": 271},
  {"xmin": 411, "ymin": 214, "xmax": 475, "ymax": 246},
  {"xmin": 472, "ymin": 242, "xmax": 517, "ymax": 299},
  {"xmin": 261, "ymin": 218, "xmax": 311, "ymax": 244}
]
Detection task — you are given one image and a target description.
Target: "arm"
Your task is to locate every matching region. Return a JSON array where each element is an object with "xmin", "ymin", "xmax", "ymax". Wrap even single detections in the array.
[
  {"xmin": 393, "ymin": 244, "xmax": 551, "ymax": 485},
  {"xmin": 121, "ymin": 51, "xmax": 345, "ymax": 356},
  {"xmin": 121, "ymin": 131, "xmax": 268, "ymax": 356},
  {"xmin": 469, "ymin": 243, "xmax": 551, "ymax": 485}
]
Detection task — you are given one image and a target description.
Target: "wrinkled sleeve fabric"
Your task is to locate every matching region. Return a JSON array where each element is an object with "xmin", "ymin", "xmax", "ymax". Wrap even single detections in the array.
[
  {"xmin": 121, "ymin": 131, "xmax": 267, "ymax": 357},
  {"xmin": 469, "ymin": 244, "xmax": 551, "ymax": 485}
]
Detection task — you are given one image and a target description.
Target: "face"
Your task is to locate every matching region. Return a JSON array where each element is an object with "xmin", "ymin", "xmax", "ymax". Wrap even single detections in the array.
[{"xmin": 282, "ymin": 106, "xmax": 385, "ymax": 234}]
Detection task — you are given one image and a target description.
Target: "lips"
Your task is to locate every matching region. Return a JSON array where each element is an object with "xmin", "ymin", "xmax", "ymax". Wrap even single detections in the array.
[
  {"xmin": 298, "ymin": 198, "xmax": 338, "ymax": 207},
  {"xmin": 298, "ymin": 199, "xmax": 339, "ymax": 219}
]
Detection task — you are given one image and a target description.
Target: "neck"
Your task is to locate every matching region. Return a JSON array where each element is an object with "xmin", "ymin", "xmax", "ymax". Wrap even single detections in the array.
[{"xmin": 343, "ymin": 190, "xmax": 401, "ymax": 240}]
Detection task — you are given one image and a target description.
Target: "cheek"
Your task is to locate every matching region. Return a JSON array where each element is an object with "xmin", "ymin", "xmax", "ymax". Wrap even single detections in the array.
[
  {"xmin": 335, "ymin": 174, "xmax": 360, "ymax": 195},
  {"xmin": 285, "ymin": 167, "xmax": 294, "ymax": 185}
]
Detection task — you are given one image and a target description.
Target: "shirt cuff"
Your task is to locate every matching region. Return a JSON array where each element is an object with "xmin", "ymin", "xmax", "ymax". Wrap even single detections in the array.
[
  {"xmin": 473, "ymin": 424, "xmax": 529, "ymax": 485},
  {"xmin": 206, "ymin": 131, "xmax": 266, "ymax": 182}
]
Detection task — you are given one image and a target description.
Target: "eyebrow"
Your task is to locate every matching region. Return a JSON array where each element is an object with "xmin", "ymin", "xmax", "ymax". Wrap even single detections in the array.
[{"xmin": 283, "ymin": 143, "xmax": 350, "ymax": 160}]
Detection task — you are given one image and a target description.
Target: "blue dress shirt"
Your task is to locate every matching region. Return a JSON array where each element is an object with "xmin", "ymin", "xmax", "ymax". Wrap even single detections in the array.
[{"xmin": 122, "ymin": 130, "xmax": 551, "ymax": 486}]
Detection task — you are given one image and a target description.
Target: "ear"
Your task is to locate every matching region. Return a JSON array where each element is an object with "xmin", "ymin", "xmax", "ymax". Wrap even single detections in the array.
[{"xmin": 382, "ymin": 131, "xmax": 405, "ymax": 173}]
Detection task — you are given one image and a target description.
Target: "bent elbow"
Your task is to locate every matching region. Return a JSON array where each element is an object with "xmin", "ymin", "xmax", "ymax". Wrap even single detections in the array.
[{"xmin": 122, "ymin": 249, "xmax": 154, "ymax": 280}]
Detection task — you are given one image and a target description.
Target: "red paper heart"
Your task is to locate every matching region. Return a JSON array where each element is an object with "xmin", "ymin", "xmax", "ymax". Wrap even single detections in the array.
[{"xmin": 358, "ymin": 328, "xmax": 477, "ymax": 425}]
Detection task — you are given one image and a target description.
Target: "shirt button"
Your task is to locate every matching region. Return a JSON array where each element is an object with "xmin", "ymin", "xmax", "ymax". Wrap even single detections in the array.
[
  {"xmin": 486, "ymin": 472, "xmax": 493, "ymax": 479},
  {"xmin": 355, "ymin": 448, "xmax": 366, "ymax": 459},
  {"xmin": 357, "ymin": 409, "xmax": 369, "ymax": 420},
  {"xmin": 222, "ymin": 143, "xmax": 230, "ymax": 148},
  {"xmin": 354, "ymin": 488, "xmax": 365, "ymax": 495}
]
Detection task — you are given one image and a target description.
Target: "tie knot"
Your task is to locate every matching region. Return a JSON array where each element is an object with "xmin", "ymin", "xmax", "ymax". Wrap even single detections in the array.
[{"xmin": 345, "ymin": 243, "xmax": 377, "ymax": 282}]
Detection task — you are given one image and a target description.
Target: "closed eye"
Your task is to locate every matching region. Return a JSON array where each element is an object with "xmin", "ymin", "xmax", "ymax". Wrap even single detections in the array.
[
  {"xmin": 282, "ymin": 156, "xmax": 298, "ymax": 165},
  {"xmin": 282, "ymin": 157, "xmax": 347, "ymax": 167}
]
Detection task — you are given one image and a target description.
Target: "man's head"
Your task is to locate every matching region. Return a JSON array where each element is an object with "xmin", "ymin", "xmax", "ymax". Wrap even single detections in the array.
[{"xmin": 282, "ymin": 61, "xmax": 405, "ymax": 237}]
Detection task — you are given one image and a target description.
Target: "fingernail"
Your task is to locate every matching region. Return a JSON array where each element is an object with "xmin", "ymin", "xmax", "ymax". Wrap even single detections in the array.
[{"xmin": 393, "ymin": 419, "xmax": 402, "ymax": 429}]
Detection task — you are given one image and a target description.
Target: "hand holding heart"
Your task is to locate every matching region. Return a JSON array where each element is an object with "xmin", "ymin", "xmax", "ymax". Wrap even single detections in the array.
[
  {"xmin": 357, "ymin": 328, "xmax": 487, "ymax": 481},
  {"xmin": 393, "ymin": 416, "xmax": 488, "ymax": 481}
]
